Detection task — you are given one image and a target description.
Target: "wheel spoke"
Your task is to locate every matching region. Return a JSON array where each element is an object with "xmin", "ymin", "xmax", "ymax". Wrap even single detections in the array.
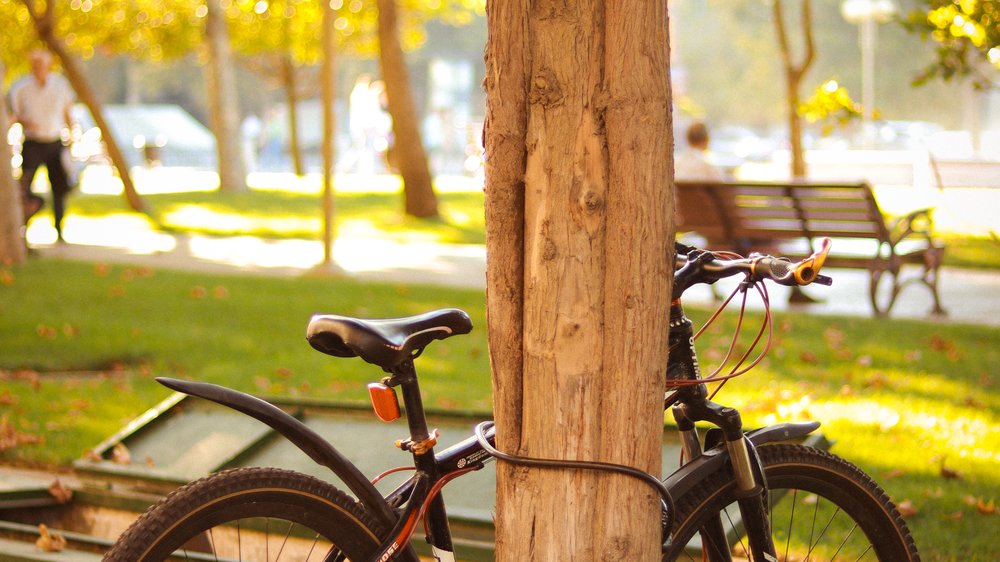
[
  {"xmin": 830, "ymin": 521, "xmax": 860, "ymax": 561},
  {"xmin": 722, "ymin": 506, "xmax": 745, "ymax": 560},
  {"xmin": 784, "ymin": 488, "xmax": 797, "ymax": 562},
  {"xmin": 273, "ymin": 521, "xmax": 294, "ymax": 562}
]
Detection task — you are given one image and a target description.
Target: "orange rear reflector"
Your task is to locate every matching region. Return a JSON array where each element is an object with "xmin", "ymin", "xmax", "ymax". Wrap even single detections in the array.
[{"xmin": 368, "ymin": 382, "xmax": 401, "ymax": 422}]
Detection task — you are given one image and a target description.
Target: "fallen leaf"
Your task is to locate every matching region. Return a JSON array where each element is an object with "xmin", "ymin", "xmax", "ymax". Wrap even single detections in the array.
[
  {"xmin": 212, "ymin": 285, "xmax": 229, "ymax": 298},
  {"xmin": 946, "ymin": 511, "xmax": 964, "ymax": 521},
  {"xmin": 190, "ymin": 286, "xmax": 207, "ymax": 299},
  {"xmin": 111, "ymin": 443, "xmax": 132, "ymax": 465},
  {"xmin": 36, "ymin": 524, "xmax": 66, "ymax": 552},
  {"xmin": 36, "ymin": 324, "xmax": 57, "ymax": 339},
  {"xmin": 48, "ymin": 479, "xmax": 73, "ymax": 504},
  {"xmin": 0, "ymin": 270, "xmax": 14, "ymax": 285},
  {"xmin": 963, "ymin": 396, "xmax": 986, "ymax": 409},
  {"xmin": 882, "ymin": 468, "xmax": 905, "ymax": 479},
  {"xmin": 963, "ymin": 495, "xmax": 978, "ymax": 507},
  {"xmin": 976, "ymin": 498, "xmax": 997, "ymax": 515},
  {"xmin": 897, "ymin": 499, "xmax": 918, "ymax": 518},
  {"xmin": 929, "ymin": 334, "xmax": 954, "ymax": 352},
  {"xmin": 93, "ymin": 263, "xmax": 110, "ymax": 276},
  {"xmin": 799, "ymin": 350, "xmax": 817, "ymax": 364}
]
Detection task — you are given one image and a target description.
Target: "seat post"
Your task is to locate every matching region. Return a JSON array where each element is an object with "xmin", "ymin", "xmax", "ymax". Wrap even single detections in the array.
[{"xmin": 392, "ymin": 359, "xmax": 431, "ymax": 443}]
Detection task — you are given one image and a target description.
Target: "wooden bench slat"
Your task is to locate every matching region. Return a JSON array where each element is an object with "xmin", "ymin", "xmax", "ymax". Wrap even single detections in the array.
[{"xmin": 673, "ymin": 179, "xmax": 946, "ymax": 316}]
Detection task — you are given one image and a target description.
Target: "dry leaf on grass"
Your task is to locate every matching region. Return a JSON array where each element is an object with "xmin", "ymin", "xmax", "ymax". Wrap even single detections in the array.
[
  {"xmin": 897, "ymin": 499, "xmax": 918, "ymax": 517},
  {"xmin": 36, "ymin": 524, "xmax": 66, "ymax": 552},
  {"xmin": 47, "ymin": 479, "xmax": 73, "ymax": 504}
]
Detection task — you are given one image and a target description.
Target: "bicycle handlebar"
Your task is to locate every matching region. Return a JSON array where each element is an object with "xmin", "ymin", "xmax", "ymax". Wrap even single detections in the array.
[{"xmin": 674, "ymin": 238, "xmax": 833, "ymax": 295}]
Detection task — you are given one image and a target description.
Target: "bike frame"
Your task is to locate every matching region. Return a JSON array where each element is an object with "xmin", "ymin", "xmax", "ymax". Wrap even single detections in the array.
[{"xmin": 157, "ymin": 290, "xmax": 819, "ymax": 562}]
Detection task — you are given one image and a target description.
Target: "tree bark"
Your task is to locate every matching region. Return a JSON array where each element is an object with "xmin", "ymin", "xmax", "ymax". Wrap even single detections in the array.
[
  {"xmin": 773, "ymin": 0, "xmax": 815, "ymax": 179},
  {"xmin": 205, "ymin": 0, "xmax": 247, "ymax": 193},
  {"xmin": 484, "ymin": 1, "xmax": 673, "ymax": 560},
  {"xmin": 376, "ymin": 0, "xmax": 438, "ymax": 218},
  {"xmin": 20, "ymin": 0, "xmax": 146, "ymax": 212},
  {"xmin": 0, "ymin": 61, "xmax": 27, "ymax": 264}
]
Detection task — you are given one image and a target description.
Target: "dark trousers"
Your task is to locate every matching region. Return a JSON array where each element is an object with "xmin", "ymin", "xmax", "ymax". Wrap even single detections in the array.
[{"xmin": 21, "ymin": 139, "xmax": 71, "ymax": 239}]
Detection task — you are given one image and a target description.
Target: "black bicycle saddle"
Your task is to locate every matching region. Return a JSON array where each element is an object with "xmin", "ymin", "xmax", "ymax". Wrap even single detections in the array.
[{"xmin": 306, "ymin": 308, "xmax": 473, "ymax": 372}]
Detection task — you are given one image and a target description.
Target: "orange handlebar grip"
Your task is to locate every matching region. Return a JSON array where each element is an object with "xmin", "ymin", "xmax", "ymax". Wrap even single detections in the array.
[{"xmin": 368, "ymin": 382, "xmax": 401, "ymax": 422}]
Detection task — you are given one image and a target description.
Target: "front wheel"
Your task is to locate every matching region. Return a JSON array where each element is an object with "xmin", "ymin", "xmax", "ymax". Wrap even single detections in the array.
[
  {"xmin": 665, "ymin": 444, "xmax": 919, "ymax": 561},
  {"xmin": 103, "ymin": 467, "xmax": 405, "ymax": 562}
]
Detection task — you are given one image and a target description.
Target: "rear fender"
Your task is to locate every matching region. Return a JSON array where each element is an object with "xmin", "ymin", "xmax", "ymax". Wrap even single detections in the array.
[{"xmin": 156, "ymin": 377, "xmax": 397, "ymax": 528}]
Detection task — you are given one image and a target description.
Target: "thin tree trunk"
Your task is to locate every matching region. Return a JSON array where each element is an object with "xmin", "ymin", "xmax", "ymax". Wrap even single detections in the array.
[
  {"xmin": 19, "ymin": 0, "xmax": 146, "ymax": 212},
  {"xmin": 205, "ymin": 0, "xmax": 247, "ymax": 192},
  {"xmin": 773, "ymin": 0, "xmax": 815, "ymax": 179},
  {"xmin": 0, "ymin": 60, "xmax": 27, "ymax": 264},
  {"xmin": 282, "ymin": 53, "xmax": 305, "ymax": 177},
  {"xmin": 485, "ymin": 1, "xmax": 673, "ymax": 560},
  {"xmin": 320, "ymin": 0, "xmax": 337, "ymax": 266},
  {"xmin": 376, "ymin": 0, "xmax": 438, "ymax": 218}
]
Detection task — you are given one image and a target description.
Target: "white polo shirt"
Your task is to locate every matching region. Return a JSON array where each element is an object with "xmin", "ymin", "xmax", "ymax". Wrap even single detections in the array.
[{"xmin": 10, "ymin": 72, "xmax": 75, "ymax": 143}]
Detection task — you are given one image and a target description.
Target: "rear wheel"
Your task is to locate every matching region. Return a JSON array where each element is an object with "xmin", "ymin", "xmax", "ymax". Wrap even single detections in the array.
[
  {"xmin": 665, "ymin": 444, "xmax": 919, "ymax": 561},
  {"xmin": 103, "ymin": 467, "xmax": 400, "ymax": 562}
]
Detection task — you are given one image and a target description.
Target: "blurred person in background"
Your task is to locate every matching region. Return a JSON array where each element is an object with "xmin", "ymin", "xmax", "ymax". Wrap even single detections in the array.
[{"xmin": 10, "ymin": 49, "xmax": 76, "ymax": 242}]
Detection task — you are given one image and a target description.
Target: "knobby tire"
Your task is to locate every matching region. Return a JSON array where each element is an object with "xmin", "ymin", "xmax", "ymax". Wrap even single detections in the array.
[
  {"xmin": 665, "ymin": 444, "xmax": 919, "ymax": 561},
  {"xmin": 103, "ymin": 467, "xmax": 395, "ymax": 562}
]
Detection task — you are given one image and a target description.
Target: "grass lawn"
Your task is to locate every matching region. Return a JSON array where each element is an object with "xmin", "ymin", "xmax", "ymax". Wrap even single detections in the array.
[{"xmin": 1, "ymin": 258, "xmax": 997, "ymax": 561}]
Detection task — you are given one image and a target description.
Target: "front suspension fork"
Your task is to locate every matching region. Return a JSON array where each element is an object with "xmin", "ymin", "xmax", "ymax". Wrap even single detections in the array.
[{"xmin": 673, "ymin": 400, "xmax": 777, "ymax": 561}]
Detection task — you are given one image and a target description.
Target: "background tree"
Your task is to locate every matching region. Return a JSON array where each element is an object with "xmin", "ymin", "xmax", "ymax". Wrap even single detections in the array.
[
  {"xmin": 378, "ymin": 0, "xmax": 436, "ymax": 218},
  {"xmin": 773, "ymin": 0, "xmax": 815, "ymax": 178},
  {"xmin": 204, "ymin": 0, "xmax": 247, "ymax": 192},
  {"xmin": 484, "ymin": 0, "xmax": 673, "ymax": 559},
  {"xmin": 902, "ymin": 0, "xmax": 1000, "ymax": 89},
  {"xmin": 0, "ymin": 60, "xmax": 27, "ymax": 265}
]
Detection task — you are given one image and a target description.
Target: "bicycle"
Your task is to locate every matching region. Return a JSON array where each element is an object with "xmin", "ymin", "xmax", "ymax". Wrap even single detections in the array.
[{"xmin": 103, "ymin": 238, "xmax": 919, "ymax": 562}]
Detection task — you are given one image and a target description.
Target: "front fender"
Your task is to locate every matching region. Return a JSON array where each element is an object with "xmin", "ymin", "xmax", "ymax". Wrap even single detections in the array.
[
  {"xmin": 156, "ymin": 377, "xmax": 397, "ymax": 528},
  {"xmin": 662, "ymin": 421, "xmax": 821, "ymax": 503}
]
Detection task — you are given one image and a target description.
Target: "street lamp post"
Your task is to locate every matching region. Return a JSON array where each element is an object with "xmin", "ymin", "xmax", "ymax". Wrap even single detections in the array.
[{"xmin": 841, "ymin": 0, "xmax": 896, "ymax": 148}]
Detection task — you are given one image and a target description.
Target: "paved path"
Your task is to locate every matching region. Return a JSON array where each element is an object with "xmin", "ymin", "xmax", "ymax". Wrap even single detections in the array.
[{"xmin": 27, "ymin": 220, "xmax": 1000, "ymax": 327}]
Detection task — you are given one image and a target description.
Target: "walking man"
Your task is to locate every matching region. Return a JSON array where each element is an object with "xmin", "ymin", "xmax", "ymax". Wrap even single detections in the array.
[{"xmin": 10, "ymin": 49, "xmax": 76, "ymax": 242}]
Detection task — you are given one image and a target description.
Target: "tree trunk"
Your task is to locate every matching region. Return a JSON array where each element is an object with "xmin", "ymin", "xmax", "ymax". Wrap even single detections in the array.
[
  {"xmin": 320, "ymin": 0, "xmax": 337, "ymax": 266},
  {"xmin": 0, "ymin": 61, "xmax": 27, "ymax": 264},
  {"xmin": 484, "ymin": 2, "xmax": 673, "ymax": 560},
  {"xmin": 376, "ymin": 0, "xmax": 438, "ymax": 218},
  {"xmin": 282, "ymin": 53, "xmax": 305, "ymax": 177},
  {"xmin": 20, "ymin": 0, "xmax": 146, "ymax": 212},
  {"xmin": 773, "ymin": 0, "xmax": 815, "ymax": 179},
  {"xmin": 205, "ymin": 0, "xmax": 247, "ymax": 192}
]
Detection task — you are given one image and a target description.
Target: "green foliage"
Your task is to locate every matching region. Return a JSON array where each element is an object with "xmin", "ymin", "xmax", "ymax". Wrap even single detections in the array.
[
  {"xmin": 902, "ymin": 0, "xmax": 1000, "ymax": 89},
  {"xmin": 798, "ymin": 78, "xmax": 864, "ymax": 135}
]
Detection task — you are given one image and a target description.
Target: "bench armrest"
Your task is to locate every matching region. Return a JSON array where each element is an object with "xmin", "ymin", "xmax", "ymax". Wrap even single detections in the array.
[{"xmin": 887, "ymin": 208, "xmax": 937, "ymax": 246}]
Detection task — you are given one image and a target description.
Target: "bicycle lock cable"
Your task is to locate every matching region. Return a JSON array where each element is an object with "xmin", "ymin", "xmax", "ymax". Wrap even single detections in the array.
[{"xmin": 473, "ymin": 421, "xmax": 676, "ymax": 546}]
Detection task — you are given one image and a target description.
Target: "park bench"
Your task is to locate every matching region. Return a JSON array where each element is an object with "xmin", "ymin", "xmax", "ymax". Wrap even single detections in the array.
[{"xmin": 673, "ymin": 179, "xmax": 946, "ymax": 317}]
